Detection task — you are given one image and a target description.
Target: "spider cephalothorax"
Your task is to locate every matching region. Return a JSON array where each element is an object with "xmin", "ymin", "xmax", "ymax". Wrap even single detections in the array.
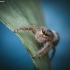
[
  {"xmin": 14, "ymin": 25, "xmax": 59, "ymax": 57},
  {"xmin": 34, "ymin": 29, "xmax": 54, "ymax": 44}
]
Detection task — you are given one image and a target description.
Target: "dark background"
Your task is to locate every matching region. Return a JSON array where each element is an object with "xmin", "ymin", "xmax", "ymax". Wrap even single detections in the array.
[{"xmin": 0, "ymin": 0, "xmax": 70, "ymax": 70}]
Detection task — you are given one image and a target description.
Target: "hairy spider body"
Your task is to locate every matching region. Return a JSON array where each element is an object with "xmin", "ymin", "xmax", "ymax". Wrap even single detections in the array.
[
  {"xmin": 33, "ymin": 30, "xmax": 59, "ymax": 57},
  {"xmin": 14, "ymin": 25, "xmax": 59, "ymax": 57},
  {"xmin": 35, "ymin": 30, "xmax": 47, "ymax": 43}
]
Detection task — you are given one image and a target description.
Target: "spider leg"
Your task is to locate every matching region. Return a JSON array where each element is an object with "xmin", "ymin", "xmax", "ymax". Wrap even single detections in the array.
[
  {"xmin": 14, "ymin": 26, "xmax": 36, "ymax": 33},
  {"xmin": 50, "ymin": 47, "xmax": 56, "ymax": 62},
  {"xmin": 33, "ymin": 42, "xmax": 53, "ymax": 57},
  {"xmin": 14, "ymin": 27, "xmax": 33, "ymax": 33},
  {"xmin": 14, "ymin": 25, "xmax": 45, "ymax": 33}
]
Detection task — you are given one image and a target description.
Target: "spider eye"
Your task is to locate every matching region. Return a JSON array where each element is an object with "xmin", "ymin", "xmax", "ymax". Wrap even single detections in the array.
[
  {"xmin": 42, "ymin": 29, "xmax": 53, "ymax": 37},
  {"xmin": 42, "ymin": 29, "xmax": 49, "ymax": 36},
  {"xmin": 47, "ymin": 30, "xmax": 53, "ymax": 36}
]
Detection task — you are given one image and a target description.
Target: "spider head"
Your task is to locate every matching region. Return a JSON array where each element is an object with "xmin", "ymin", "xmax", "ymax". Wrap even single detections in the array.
[
  {"xmin": 42, "ymin": 29, "xmax": 54, "ymax": 36},
  {"xmin": 35, "ymin": 28, "xmax": 55, "ymax": 43},
  {"xmin": 42, "ymin": 29, "xmax": 54, "ymax": 41}
]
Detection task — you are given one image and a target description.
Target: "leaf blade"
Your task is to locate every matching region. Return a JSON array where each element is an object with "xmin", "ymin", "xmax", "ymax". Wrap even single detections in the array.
[{"xmin": 0, "ymin": 0, "xmax": 51, "ymax": 70}]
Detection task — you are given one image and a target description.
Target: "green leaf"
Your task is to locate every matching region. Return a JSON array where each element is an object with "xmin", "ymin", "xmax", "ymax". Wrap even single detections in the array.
[{"xmin": 0, "ymin": 0, "xmax": 51, "ymax": 70}]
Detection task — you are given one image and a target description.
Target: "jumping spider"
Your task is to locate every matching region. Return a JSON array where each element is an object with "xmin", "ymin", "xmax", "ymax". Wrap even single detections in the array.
[{"xmin": 14, "ymin": 25, "xmax": 59, "ymax": 57}]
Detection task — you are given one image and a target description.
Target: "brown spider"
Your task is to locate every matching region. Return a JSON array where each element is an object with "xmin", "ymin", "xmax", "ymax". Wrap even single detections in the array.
[{"xmin": 14, "ymin": 25, "xmax": 59, "ymax": 57}]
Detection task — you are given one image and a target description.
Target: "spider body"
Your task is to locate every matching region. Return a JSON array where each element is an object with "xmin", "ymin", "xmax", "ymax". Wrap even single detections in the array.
[
  {"xmin": 14, "ymin": 25, "xmax": 59, "ymax": 57},
  {"xmin": 35, "ymin": 30, "xmax": 47, "ymax": 43}
]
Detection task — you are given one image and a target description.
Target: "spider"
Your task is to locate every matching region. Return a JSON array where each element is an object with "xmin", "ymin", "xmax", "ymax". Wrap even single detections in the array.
[{"xmin": 14, "ymin": 25, "xmax": 59, "ymax": 57}]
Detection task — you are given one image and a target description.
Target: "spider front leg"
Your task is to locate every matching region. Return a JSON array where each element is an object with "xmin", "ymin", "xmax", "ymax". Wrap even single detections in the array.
[
  {"xmin": 33, "ymin": 42, "xmax": 53, "ymax": 58},
  {"xmin": 14, "ymin": 25, "xmax": 45, "ymax": 33},
  {"xmin": 14, "ymin": 26, "xmax": 38, "ymax": 34}
]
